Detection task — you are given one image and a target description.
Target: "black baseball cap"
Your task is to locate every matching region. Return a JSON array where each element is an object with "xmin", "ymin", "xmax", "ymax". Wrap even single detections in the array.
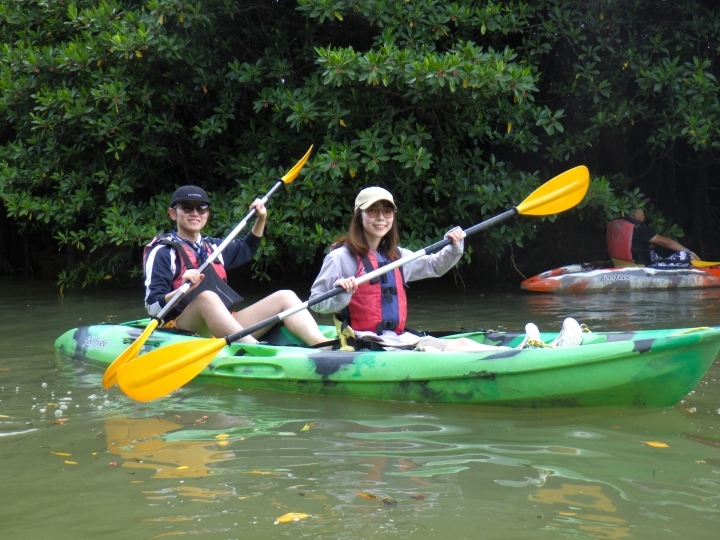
[{"xmin": 170, "ymin": 185, "xmax": 210, "ymax": 206}]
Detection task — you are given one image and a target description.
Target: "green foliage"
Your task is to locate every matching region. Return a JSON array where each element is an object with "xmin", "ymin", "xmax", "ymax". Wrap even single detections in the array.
[{"xmin": 1, "ymin": 0, "xmax": 718, "ymax": 287}]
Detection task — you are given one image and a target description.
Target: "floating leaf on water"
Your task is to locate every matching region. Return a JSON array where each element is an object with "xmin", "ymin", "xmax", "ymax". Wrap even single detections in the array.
[
  {"xmin": 215, "ymin": 433, "xmax": 230, "ymax": 440},
  {"xmin": 51, "ymin": 452, "xmax": 72, "ymax": 457},
  {"xmin": 249, "ymin": 470, "xmax": 276, "ymax": 475},
  {"xmin": 176, "ymin": 466, "xmax": 189, "ymax": 470},
  {"xmin": 275, "ymin": 512, "xmax": 310, "ymax": 524},
  {"xmin": 643, "ymin": 441, "xmax": 669, "ymax": 448},
  {"xmin": 64, "ymin": 460, "xmax": 78, "ymax": 465},
  {"xmin": 301, "ymin": 423, "xmax": 311, "ymax": 431},
  {"xmin": 547, "ymin": 446, "xmax": 578, "ymax": 454},
  {"xmin": 358, "ymin": 492, "xmax": 379, "ymax": 500},
  {"xmin": 217, "ymin": 441, "xmax": 229, "ymax": 446}
]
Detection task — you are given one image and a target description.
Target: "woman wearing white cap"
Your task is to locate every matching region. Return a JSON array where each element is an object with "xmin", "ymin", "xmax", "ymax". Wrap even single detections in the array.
[{"xmin": 309, "ymin": 186, "xmax": 508, "ymax": 351}]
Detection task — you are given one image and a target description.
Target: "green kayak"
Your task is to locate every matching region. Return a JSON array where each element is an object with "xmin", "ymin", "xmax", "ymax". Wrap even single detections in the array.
[{"xmin": 54, "ymin": 320, "xmax": 720, "ymax": 408}]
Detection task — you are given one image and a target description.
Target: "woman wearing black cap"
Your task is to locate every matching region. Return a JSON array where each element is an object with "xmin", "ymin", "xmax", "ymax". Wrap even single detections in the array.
[{"xmin": 143, "ymin": 185, "xmax": 329, "ymax": 345}]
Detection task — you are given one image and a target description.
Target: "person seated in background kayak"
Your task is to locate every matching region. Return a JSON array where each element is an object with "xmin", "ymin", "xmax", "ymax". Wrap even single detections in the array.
[
  {"xmin": 310, "ymin": 186, "xmax": 583, "ymax": 351},
  {"xmin": 143, "ymin": 185, "xmax": 329, "ymax": 346},
  {"xmin": 606, "ymin": 208, "xmax": 699, "ymax": 268}
]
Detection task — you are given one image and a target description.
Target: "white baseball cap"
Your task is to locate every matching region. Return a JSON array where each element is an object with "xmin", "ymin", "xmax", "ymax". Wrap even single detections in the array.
[{"xmin": 354, "ymin": 187, "xmax": 397, "ymax": 212}]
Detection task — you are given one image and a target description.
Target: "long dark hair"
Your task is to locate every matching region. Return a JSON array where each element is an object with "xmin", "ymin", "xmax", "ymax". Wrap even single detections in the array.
[{"xmin": 331, "ymin": 209, "xmax": 401, "ymax": 260}]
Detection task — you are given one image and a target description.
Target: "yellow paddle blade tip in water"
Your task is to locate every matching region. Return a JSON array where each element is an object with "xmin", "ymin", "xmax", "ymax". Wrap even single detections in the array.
[
  {"xmin": 102, "ymin": 319, "xmax": 160, "ymax": 388},
  {"xmin": 116, "ymin": 337, "xmax": 226, "ymax": 402},
  {"xmin": 516, "ymin": 165, "xmax": 590, "ymax": 216},
  {"xmin": 281, "ymin": 145, "xmax": 313, "ymax": 184}
]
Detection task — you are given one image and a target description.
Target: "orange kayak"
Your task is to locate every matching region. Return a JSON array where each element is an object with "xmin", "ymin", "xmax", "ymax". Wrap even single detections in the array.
[{"xmin": 521, "ymin": 262, "xmax": 720, "ymax": 293}]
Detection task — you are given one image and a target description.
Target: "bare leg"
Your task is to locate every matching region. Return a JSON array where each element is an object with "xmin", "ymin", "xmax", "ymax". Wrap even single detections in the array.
[
  {"xmin": 234, "ymin": 290, "xmax": 328, "ymax": 346},
  {"xmin": 174, "ymin": 291, "xmax": 259, "ymax": 343}
]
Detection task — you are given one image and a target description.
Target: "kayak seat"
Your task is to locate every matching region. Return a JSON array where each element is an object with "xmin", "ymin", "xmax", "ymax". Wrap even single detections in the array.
[{"xmin": 611, "ymin": 258, "xmax": 643, "ymax": 268}]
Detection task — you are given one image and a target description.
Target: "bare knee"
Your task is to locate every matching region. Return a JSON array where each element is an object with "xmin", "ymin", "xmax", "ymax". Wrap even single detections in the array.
[
  {"xmin": 192, "ymin": 290, "xmax": 225, "ymax": 309},
  {"xmin": 177, "ymin": 291, "xmax": 226, "ymax": 326},
  {"xmin": 267, "ymin": 289, "xmax": 302, "ymax": 308}
]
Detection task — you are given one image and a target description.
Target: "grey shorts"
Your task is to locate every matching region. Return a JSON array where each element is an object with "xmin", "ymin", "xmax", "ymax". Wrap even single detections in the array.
[
  {"xmin": 370, "ymin": 335, "xmax": 449, "ymax": 352},
  {"xmin": 413, "ymin": 336, "xmax": 450, "ymax": 351}
]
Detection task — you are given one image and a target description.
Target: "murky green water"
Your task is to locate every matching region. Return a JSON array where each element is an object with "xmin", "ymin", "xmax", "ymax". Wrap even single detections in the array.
[{"xmin": 2, "ymin": 277, "xmax": 720, "ymax": 539}]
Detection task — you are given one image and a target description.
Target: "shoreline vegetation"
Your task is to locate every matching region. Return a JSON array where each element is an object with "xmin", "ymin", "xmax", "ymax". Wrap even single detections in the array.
[{"xmin": 1, "ymin": 1, "xmax": 718, "ymax": 291}]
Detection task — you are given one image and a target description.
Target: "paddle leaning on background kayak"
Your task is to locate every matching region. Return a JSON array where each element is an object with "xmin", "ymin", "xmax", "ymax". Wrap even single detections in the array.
[{"xmin": 112, "ymin": 165, "xmax": 590, "ymax": 401}]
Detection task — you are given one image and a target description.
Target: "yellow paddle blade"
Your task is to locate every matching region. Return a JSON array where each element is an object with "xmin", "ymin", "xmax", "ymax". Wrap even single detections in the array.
[
  {"xmin": 691, "ymin": 260, "xmax": 720, "ymax": 268},
  {"xmin": 281, "ymin": 145, "xmax": 313, "ymax": 184},
  {"xmin": 102, "ymin": 319, "xmax": 159, "ymax": 388},
  {"xmin": 116, "ymin": 337, "xmax": 226, "ymax": 402},
  {"xmin": 516, "ymin": 165, "xmax": 590, "ymax": 216}
]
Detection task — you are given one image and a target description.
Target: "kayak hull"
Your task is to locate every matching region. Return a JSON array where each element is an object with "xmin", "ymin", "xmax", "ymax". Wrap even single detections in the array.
[
  {"xmin": 54, "ymin": 320, "xmax": 720, "ymax": 408},
  {"xmin": 521, "ymin": 263, "xmax": 720, "ymax": 293}
]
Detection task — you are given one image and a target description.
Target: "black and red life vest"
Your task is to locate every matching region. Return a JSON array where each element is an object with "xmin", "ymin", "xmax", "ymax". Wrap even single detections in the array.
[
  {"xmin": 144, "ymin": 233, "xmax": 243, "ymax": 313},
  {"xmin": 343, "ymin": 252, "xmax": 407, "ymax": 334}
]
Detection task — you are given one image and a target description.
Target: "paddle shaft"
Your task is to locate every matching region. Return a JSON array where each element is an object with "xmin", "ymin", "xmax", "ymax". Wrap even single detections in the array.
[
  {"xmin": 155, "ymin": 180, "xmax": 285, "ymax": 320},
  {"xmin": 221, "ymin": 207, "xmax": 519, "ymax": 344}
]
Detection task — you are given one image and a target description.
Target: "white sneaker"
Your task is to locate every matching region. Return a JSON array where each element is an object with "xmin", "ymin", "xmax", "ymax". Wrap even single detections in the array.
[
  {"xmin": 551, "ymin": 317, "xmax": 583, "ymax": 347},
  {"xmin": 525, "ymin": 323, "xmax": 541, "ymax": 342},
  {"xmin": 517, "ymin": 323, "xmax": 544, "ymax": 349}
]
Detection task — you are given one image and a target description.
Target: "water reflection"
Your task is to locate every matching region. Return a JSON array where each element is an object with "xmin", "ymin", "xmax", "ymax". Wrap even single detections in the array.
[
  {"xmin": 4, "ymin": 279, "xmax": 720, "ymax": 539},
  {"xmin": 92, "ymin": 388, "xmax": 720, "ymax": 538},
  {"xmin": 105, "ymin": 416, "xmax": 235, "ymax": 479}
]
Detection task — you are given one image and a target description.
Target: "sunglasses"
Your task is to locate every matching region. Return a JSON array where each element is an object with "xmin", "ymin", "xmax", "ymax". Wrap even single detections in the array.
[
  {"xmin": 174, "ymin": 203, "xmax": 210, "ymax": 215},
  {"xmin": 363, "ymin": 207, "xmax": 395, "ymax": 219}
]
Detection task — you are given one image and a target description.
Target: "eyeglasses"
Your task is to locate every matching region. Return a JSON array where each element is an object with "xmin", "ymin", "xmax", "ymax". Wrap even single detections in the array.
[
  {"xmin": 363, "ymin": 207, "xmax": 395, "ymax": 219},
  {"xmin": 175, "ymin": 203, "xmax": 210, "ymax": 215}
]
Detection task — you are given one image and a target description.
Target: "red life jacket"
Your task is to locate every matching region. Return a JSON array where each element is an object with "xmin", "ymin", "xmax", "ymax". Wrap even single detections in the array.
[
  {"xmin": 144, "ymin": 234, "xmax": 243, "ymax": 313},
  {"xmin": 346, "ymin": 252, "xmax": 407, "ymax": 334},
  {"xmin": 606, "ymin": 218, "xmax": 635, "ymax": 262}
]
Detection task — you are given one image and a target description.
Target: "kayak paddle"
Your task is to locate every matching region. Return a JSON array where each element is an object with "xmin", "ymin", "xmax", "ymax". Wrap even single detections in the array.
[
  {"xmin": 101, "ymin": 145, "xmax": 313, "ymax": 389},
  {"xmin": 116, "ymin": 165, "xmax": 589, "ymax": 402},
  {"xmin": 690, "ymin": 260, "xmax": 720, "ymax": 268}
]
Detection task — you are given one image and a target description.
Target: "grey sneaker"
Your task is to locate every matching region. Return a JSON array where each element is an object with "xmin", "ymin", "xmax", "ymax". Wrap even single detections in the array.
[{"xmin": 551, "ymin": 317, "xmax": 583, "ymax": 347}]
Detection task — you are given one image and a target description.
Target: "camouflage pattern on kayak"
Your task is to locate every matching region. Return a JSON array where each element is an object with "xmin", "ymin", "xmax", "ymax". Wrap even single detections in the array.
[
  {"xmin": 54, "ymin": 320, "xmax": 720, "ymax": 408},
  {"xmin": 521, "ymin": 262, "xmax": 720, "ymax": 293}
]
